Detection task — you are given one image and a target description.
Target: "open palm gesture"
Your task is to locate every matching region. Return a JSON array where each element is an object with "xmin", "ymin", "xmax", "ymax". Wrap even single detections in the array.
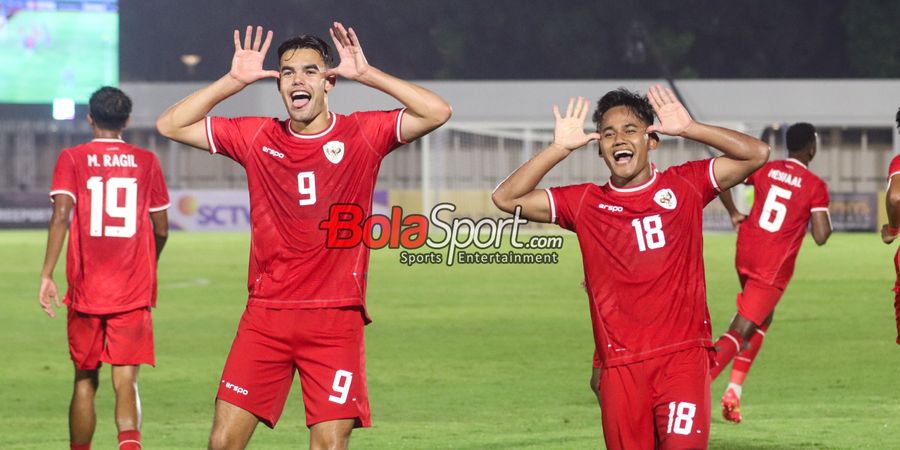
[
  {"xmin": 229, "ymin": 25, "xmax": 279, "ymax": 85},
  {"xmin": 326, "ymin": 22, "xmax": 370, "ymax": 80},
  {"xmin": 553, "ymin": 97, "xmax": 602, "ymax": 151},
  {"xmin": 646, "ymin": 84, "xmax": 694, "ymax": 136}
]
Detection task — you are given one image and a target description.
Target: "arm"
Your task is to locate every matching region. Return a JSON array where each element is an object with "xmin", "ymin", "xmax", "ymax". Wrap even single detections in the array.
[
  {"xmin": 646, "ymin": 85, "xmax": 769, "ymax": 191},
  {"xmin": 491, "ymin": 97, "xmax": 600, "ymax": 222},
  {"xmin": 150, "ymin": 210, "xmax": 168, "ymax": 261},
  {"xmin": 810, "ymin": 210, "xmax": 832, "ymax": 245},
  {"xmin": 882, "ymin": 174, "xmax": 900, "ymax": 244},
  {"xmin": 718, "ymin": 189, "xmax": 746, "ymax": 230},
  {"xmin": 327, "ymin": 23, "xmax": 451, "ymax": 142},
  {"xmin": 156, "ymin": 26, "xmax": 278, "ymax": 149},
  {"xmin": 39, "ymin": 195, "xmax": 73, "ymax": 318}
]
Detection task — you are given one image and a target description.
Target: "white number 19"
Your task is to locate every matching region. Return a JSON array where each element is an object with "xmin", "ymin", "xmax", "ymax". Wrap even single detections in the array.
[{"xmin": 86, "ymin": 176, "xmax": 137, "ymax": 238}]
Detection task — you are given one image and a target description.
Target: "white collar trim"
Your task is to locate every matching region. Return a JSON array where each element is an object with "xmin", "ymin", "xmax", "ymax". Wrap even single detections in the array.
[
  {"xmin": 608, "ymin": 167, "xmax": 659, "ymax": 193},
  {"xmin": 287, "ymin": 113, "xmax": 336, "ymax": 139},
  {"xmin": 92, "ymin": 138, "xmax": 124, "ymax": 143}
]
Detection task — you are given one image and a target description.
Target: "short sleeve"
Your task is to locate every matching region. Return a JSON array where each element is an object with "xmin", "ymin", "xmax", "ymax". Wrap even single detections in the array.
[
  {"xmin": 888, "ymin": 154, "xmax": 900, "ymax": 183},
  {"xmin": 546, "ymin": 184, "xmax": 588, "ymax": 232},
  {"xmin": 670, "ymin": 158, "xmax": 720, "ymax": 206},
  {"xmin": 205, "ymin": 116, "xmax": 269, "ymax": 166},
  {"xmin": 352, "ymin": 109, "xmax": 406, "ymax": 158},
  {"xmin": 49, "ymin": 150, "xmax": 78, "ymax": 203},
  {"xmin": 148, "ymin": 155, "xmax": 170, "ymax": 212},
  {"xmin": 745, "ymin": 167, "xmax": 757, "ymax": 186},
  {"xmin": 810, "ymin": 180, "xmax": 830, "ymax": 212}
]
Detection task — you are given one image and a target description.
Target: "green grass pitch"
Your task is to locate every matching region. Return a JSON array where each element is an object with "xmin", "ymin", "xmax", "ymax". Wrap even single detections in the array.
[{"xmin": 1, "ymin": 231, "xmax": 898, "ymax": 449}]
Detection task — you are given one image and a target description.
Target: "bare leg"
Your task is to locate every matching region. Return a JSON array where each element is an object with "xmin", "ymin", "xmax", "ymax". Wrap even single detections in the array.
[
  {"xmin": 208, "ymin": 399, "xmax": 259, "ymax": 450},
  {"xmin": 309, "ymin": 419, "xmax": 355, "ymax": 450},
  {"xmin": 70, "ymin": 367, "xmax": 99, "ymax": 445},
  {"xmin": 111, "ymin": 365, "xmax": 141, "ymax": 432}
]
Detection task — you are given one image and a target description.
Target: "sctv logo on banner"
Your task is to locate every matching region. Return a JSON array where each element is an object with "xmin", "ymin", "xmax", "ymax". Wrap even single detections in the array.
[{"xmin": 170, "ymin": 190, "xmax": 252, "ymax": 231}]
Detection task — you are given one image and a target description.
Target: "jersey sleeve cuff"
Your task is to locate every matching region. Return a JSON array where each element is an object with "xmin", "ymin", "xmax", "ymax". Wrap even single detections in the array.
[
  {"xmin": 49, "ymin": 190, "xmax": 76, "ymax": 203},
  {"xmin": 395, "ymin": 108, "xmax": 409, "ymax": 145},
  {"xmin": 205, "ymin": 116, "xmax": 219, "ymax": 154},
  {"xmin": 544, "ymin": 188, "xmax": 557, "ymax": 224},
  {"xmin": 708, "ymin": 158, "xmax": 721, "ymax": 192},
  {"xmin": 810, "ymin": 207, "xmax": 829, "ymax": 212},
  {"xmin": 149, "ymin": 203, "xmax": 171, "ymax": 212}
]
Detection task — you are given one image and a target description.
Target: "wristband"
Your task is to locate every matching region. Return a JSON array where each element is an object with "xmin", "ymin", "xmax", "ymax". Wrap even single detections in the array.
[{"xmin": 889, "ymin": 225, "xmax": 900, "ymax": 236}]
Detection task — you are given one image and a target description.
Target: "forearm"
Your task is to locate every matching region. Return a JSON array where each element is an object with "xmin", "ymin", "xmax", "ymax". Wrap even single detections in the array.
[
  {"xmin": 157, "ymin": 74, "xmax": 246, "ymax": 134},
  {"xmin": 682, "ymin": 121, "xmax": 767, "ymax": 162},
  {"xmin": 41, "ymin": 219, "xmax": 68, "ymax": 278},
  {"xmin": 154, "ymin": 234, "xmax": 168, "ymax": 262},
  {"xmin": 355, "ymin": 67, "xmax": 450, "ymax": 124},
  {"xmin": 719, "ymin": 189, "xmax": 739, "ymax": 215},
  {"xmin": 887, "ymin": 198, "xmax": 900, "ymax": 228},
  {"xmin": 492, "ymin": 143, "xmax": 570, "ymax": 210}
]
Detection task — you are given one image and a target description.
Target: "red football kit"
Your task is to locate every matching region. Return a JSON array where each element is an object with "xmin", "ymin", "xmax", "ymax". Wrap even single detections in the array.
[
  {"xmin": 50, "ymin": 139, "xmax": 170, "ymax": 369},
  {"xmin": 548, "ymin": 159, "xmax": 719, "ymax": 450},
  {"xmin": 734, "ymin": 158, "xmax": 829, "ymax": 325},
  {"xmin": 889, "ymin": 154, "xmax": 900, "ymax": 344},
  {"xmin": 206, "ymin": 110, "xmax": 405, "ymax": 427}
]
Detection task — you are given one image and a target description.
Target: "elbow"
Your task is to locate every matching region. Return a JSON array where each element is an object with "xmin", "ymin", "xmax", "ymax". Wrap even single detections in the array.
[
  {"xmin": 751, "ymin": 143, "xmax": 771, "ymax": 169},
  {"xmin": 430, "ymin": 101, "xmax": 453, "ymax": 128},
  {"xmin": 491, "ymin": 190, "xmax": 513, "ymax": 214},
  {"xmin": 155, "ymin": 115, "xmax": 175, "ymax": 139},
  {"xmin": 888, "ymin": 191, "xmax": 900, "ymax": 208},
  {"xmin": 813, "ymin": 230, "xmax": 831, "ymax": 246}
]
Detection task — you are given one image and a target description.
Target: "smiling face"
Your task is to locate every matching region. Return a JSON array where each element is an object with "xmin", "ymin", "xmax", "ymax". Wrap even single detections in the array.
[
  {"xmin": 597, "ymin": 105, "xmax": 658, "ymax": 187},
  {"xmin": 278, "ymin": 48, "xmax": 334, "ymax": 127}
]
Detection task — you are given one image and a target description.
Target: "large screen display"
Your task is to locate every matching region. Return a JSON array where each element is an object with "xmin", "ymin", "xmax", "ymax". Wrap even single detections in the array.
[{"xmin": 0, "ymin": 0, "xmax": 118, "ymax": 104}]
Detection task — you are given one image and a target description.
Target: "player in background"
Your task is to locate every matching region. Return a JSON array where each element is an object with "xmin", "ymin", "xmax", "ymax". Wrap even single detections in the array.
[
  {"xmin": 711, "ymin": 122, "xmax": 832, "ymax": 423},
  {"xmin": 881, "ymin": 107, "xmax": 900, "ymax": 345},
  {"xmin": 492, "ymin": 87, "xmax": 768, "ymax": 449},
  {"xmin": 39, "ymin": 86, "xmax": 170, "ymax": 450},
  {"xmin": 156, "ymin": 23, "xmax": 450, "ymax": 450}
]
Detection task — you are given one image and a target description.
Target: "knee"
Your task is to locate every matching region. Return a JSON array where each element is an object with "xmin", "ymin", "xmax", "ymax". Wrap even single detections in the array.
[
  {"xmin": 73, "ymin": 371, "xmax": 99, "ymax": 397},
  {"xmin": 207, "ymin": 431, "xmax": 231, "ymax": 450}
]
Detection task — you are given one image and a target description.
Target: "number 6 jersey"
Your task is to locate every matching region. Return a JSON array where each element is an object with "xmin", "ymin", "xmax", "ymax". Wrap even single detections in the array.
[
  {"xmin": 50, "ymin": 139, "xmax": 170, "ymax": 314},
  {"xmin": 736, "ymin": 158, "xmax": 829, "ymax": 288},
  {"xmin": 547, "ymin": 159, "xmax": 720, "ymax": 368}
]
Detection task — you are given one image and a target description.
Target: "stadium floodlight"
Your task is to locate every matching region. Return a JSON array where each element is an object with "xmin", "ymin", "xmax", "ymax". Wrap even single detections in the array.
[{"xmin": 52, "ymin": 98, "xmax": 75, "ymax": 120}]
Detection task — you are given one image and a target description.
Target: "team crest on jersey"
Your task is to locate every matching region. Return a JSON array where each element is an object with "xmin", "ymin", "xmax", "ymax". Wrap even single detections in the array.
[
  {"xmin": 323, "ymin": 141, "xmax": 345, "ymax": 164},
  {"xmin": 653, "ymin": 188, "xmax": 677, "ymax": 210}
]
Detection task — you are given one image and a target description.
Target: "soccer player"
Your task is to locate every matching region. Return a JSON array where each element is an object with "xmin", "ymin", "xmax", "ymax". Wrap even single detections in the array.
[
  {"xmin": 882, "ymin": 107, "xmax": 900, "ymax": 345},
  {"xmin": 492, "ymin": 87, "xmax": 769, "ymax": 449},
  {"xmin": 711, "ymin": 122, "xmax": 832, "ymax": 423},
  {"xmin": 155, "ymin": 23, "xmax": 451, "ymax": 449},
  {"xmin": 38, "ymin": 86, "xmax": 170, "ymax": 450}
]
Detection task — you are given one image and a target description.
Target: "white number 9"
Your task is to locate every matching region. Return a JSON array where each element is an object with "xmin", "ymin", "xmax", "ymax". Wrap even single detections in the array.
[{"xmin": 328, "ymin": 370, "xmax": 353, "ymax": 404}]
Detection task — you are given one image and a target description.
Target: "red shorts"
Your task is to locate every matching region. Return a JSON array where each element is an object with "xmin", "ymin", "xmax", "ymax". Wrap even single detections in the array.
[
  {"xmin": 599, "ymin": 347, "xmax": 711, "ymax": 450},
  {"xmin": 736, "ymin": 275, "xmax": 785, "ymax": 326},
  {"xmin": 217, "ymin": 305, "xmax": 369, "ymax": 428},
  {"xmin": 67, "ymin": 307, "xmax": 154, "ymax": 370}
]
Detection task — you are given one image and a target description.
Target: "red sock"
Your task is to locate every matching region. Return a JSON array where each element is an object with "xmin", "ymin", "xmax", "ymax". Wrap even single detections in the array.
[
  {"xmin": 70, "ymin": 443, "xmax": 91, "ymax": 450},
  {"xmin": 730, "ymin": 324, "xmax": 769, "ymax": 385},
  {"xmin": 711, "ymin": 329, "xmax": 744, "ymax": 380},
  {"xmin": 118, "ymin": 430, "xmax": 141, "ymax": 450}
]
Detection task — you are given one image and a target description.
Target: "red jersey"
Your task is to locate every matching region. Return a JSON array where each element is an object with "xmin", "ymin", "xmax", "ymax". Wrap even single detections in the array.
[
  {"xmin": 548, "ymin": 159, "xmax": 720, "ymax": 368},
  {"xmin": 205, "ymin": 110, "xmax": 405, "ymax": 316},
  {"xmin": 736, "ymin": 159, "xmax": 829, "ymax": 288},
  {"xmin": 888, "ymin": 154, "xmax": 900, "ymax": 291},
  {"xmin": 50, "ymin": 139, "xmax": 170, "ymax": 314}
]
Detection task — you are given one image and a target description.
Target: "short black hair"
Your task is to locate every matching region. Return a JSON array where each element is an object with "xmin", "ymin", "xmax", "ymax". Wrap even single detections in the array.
[
  {"xmin": 786, "ymin": 122, "xmax": 817, "ymax": 153},
  {"xmin": 592, "ymin": 88, "xmax": 655, "ymax": 129},
  {"xmin": 276, "ymin": 35, "xmax": 333, "ymax": 67},
  {"xmin": 89, "ymin": 86, "xmax": 131, "ymax": 131}
]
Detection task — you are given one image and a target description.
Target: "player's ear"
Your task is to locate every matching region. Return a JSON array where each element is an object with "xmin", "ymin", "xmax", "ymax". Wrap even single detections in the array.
[
  {"xmin": 124, "ymin": 116, "xmax": 131, "ymax": 129},
  {"xmin": 647, "ymin": 131, "xmax": 660, "ymax": 150},
  {"xmin": 325, "ymin": 74, "xmax": 336, "ymax": 92},
  {"xmin": 86, "ymin": 113, "xmax": 94, "ymax": 127}
]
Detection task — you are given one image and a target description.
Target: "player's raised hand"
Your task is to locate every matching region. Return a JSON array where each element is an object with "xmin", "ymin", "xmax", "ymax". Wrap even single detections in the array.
[
  {"xmin": 552, "ymin": 97, "xmax": 602, "ymax": 151},
  {"xmin": 646, "ymin": 84, "xmax": 694, "ymax": 136},
  {"xmin": 326, "ymin": 22, "xmax": 370, "ymax": 80},
  {"xmin": 229, "ymin": 26, "xmax": 279, "ymax": 85},
  {"xmin": 39, "ymin": 276, "xmax": 61, "ymax": 318}
]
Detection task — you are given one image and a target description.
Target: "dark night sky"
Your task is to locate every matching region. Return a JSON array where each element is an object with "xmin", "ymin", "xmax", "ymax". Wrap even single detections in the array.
[{"xmin": 119, "ymin": 0, "xmax": 900, "ymax": 82}]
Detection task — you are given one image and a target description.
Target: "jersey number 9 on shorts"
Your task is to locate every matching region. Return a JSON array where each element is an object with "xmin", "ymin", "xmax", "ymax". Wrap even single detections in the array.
[
  {"xmin": 631, "ymin": 214, "xmax": 666, "ymax": 252},
  {"xmin": 666, "ymin": 401, "xmax": 696, "ymax": 435},
  {"xmin": 328, "ymin": 370, "xmax": 353, "ymax": 404}
]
